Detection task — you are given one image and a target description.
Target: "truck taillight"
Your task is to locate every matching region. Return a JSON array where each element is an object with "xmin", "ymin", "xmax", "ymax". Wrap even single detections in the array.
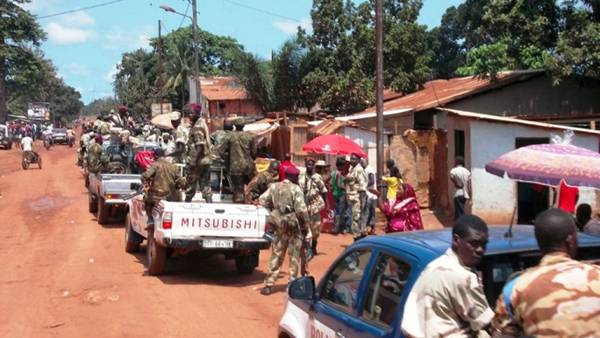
[{"xmin": 162, "ymin": 211, "xmax": 172, "ymax": 229}]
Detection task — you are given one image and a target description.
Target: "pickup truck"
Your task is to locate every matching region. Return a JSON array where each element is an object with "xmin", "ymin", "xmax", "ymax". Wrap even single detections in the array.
[
  {"xmin": 124, "ymin": 167, "xmax": 271, "ymax": 276},
  {"xmin": 87, "ymin": 142, "xmax": 160, "ymax": 224},
  {"xmin": 279, "ymin": 226, "xmax": 600, "ymax": 338}
]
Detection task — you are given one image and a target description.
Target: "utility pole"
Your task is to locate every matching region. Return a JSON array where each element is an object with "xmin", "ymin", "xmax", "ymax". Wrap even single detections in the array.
[
  {"xmin": 375, "ymin": 0, "xmax": 384, "ymax": 179},
  {"xmin": 158, "ymin": 19, "xmax": 164, "ymax": 116},
  {"xmin": 191, "ymin": 0, "xmax": 202, "ymax": 114}
]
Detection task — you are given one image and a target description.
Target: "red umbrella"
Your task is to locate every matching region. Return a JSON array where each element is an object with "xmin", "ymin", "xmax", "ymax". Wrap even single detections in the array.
[{"xmin": 303, "ymin": 134, "xmax": 367, "ymax": 157}]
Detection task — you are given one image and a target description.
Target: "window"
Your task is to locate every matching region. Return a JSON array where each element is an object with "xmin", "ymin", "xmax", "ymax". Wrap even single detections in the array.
[
  {"xmin": 361, "ymin": 254, "xmax": 411, "ymax": 327},
  {"xmin": 321, "ymin": 249, "xmax": 372, "ymax": 313},
  {"xmin": 454, "ymin": 129, "xmax": 465, "ymax": 159}
]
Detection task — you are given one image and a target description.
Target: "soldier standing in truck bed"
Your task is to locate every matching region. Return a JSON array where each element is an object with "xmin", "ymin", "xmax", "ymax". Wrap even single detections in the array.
[
  {"xmin": 184, "ymin": 106, "xmax": 212, "ymax": 203},
  {"xmin": 219, "ymin": 118, "xmax": 256, "ymax": 203}
]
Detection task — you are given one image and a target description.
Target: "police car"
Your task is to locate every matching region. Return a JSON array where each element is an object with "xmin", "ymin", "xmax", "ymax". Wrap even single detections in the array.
[{"xmin": 278, "ymin": 226, "xmax": 600, "ymax": 338}]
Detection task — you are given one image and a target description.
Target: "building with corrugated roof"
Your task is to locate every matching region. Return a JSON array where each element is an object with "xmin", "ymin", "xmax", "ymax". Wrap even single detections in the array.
[{"xmin": 200, "ymin": 76, "xmax": 261, "ymax": 117}]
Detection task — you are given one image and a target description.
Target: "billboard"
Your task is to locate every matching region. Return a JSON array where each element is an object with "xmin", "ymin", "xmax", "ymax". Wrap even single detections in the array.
[{"xmin": 27, "ymin": 102, "xmax": 50, "ymax": 120}]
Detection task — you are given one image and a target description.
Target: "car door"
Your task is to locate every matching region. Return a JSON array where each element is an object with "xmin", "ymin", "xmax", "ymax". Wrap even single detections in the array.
[
  {"xmin": 305, "ymin": 248, "xmax": 375, "ymax": 338},
  {"xmin": 344, "ymin": 250, "xmax": 418, "ymax": 338}
]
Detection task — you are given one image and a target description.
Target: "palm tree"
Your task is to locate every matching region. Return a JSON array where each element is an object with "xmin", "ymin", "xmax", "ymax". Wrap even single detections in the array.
[{"xmin": 162, "ymin": 40, "xmax": 192, "ymax": 110}]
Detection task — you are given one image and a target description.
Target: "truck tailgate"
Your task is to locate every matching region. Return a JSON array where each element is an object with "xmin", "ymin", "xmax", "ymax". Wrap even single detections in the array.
[
  {"xmin": 101, "ymin": 174, "xmax": 141, "ymax": 193},
  {"xmin": 170, "ymin": 203, "xmax": 267, "ymax": 239}
]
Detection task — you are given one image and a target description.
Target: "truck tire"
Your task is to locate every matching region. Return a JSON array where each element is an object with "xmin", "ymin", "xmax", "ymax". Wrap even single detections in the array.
[
  {"xmin": 89, "ymin": 194, "xmax": 98, "ymax": 213},
  {"xmin": 147, "ymin": 232, "xmax": 167, "ymax": 276},
  {"xmin": 235, "ymin": 251, "xmax": 259, "ymax": 275},
  {"xmin": 124, "ymin": 214, "xmax": 142, "ymax": 253},
  {"xmin": 97, "ymin": 197, "xmax": 109, "ymax": 224}
]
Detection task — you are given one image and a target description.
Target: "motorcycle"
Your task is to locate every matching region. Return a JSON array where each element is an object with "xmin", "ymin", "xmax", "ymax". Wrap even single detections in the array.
[{"xmin": 43, "ymin": 134, "xmax": 53, "ymax": 150}]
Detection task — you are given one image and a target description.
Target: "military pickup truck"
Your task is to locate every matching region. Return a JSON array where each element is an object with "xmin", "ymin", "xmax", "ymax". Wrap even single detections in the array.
[
  {"xmin": 87, "ymin": 142, "xmax": 160, "ymax": 224},
  {"xmin": 124, "ymin": 167, "xmax": 271, "ymax": 276}
]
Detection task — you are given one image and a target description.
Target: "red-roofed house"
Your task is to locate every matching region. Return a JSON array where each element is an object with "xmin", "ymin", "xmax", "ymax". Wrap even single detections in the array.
[{"xmin": 200, "ymin": 77, "xmax": 261, "ymax": 117}]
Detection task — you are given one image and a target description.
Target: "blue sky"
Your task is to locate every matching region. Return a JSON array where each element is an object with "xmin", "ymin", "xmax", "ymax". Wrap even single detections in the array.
[{"xmin": 24, "ymin": 0, "xmax": 463, "ymax": 104}]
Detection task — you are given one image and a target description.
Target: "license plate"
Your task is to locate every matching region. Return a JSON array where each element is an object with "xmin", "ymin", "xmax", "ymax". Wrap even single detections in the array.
[{"xmin": 203, "ymin": 239, "xmax": 233, "ymax": 248}]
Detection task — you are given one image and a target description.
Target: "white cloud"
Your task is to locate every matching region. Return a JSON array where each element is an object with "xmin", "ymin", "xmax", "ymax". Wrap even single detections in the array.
[
  {"xmin": 104, "ymin": 26, "xmax": 153, "ymax": 50},
  {"xmin": 63, "ymin": 62, "xmax": 90, "ymax": 76},
  {"xmin": 273, "ymin": 18, "xmax": 311, "ymax": 35},
  {"xmin": 60, "ymin": 11, "xmax": 95, "ymax": 26},
  {"xmin": 46, "ymin": 22, "xmax": 95, "ymax": 45},
  {"xmin": 105, "ymin": 64, "xmax": 118, "ymax": 82},
  {"xmin": 21, "ymin": 0, "xmax": 59, "ymax": 12}
]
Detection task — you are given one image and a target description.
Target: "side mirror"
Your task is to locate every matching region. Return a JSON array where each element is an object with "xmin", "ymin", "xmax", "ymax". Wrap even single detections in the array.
[
  {"xmin": 288, "ymin": 276, "xmax": 316, "ymax": 301},
  {"xmin": 130, "ymin": 182, "xmax": 142, "ymax": 191}
]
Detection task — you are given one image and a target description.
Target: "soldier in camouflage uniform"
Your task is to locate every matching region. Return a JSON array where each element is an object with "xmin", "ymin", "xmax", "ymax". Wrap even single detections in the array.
[
  {"xmin": 220, "ymin": 119, "xmax": 256, "ymax": 203},
  {"xmin": 402, "ymin": 215, "xmax": 493, "ymax": 338},
  {"xmin": 493, "ymin": 208, "xmax": 600, "ymax": 338},
  {"xmin": 210, "ymin": 119, "xmax": 234, "ymax": 170},
  {"xmin": 184, "ymin": 106, "xmax": 213, "ymax": 203},
  {"xmin": 142, "ymin": 148, "xmax": 186, "ymax": 226},
  {"xmin": 259, "ymin": 166, "xmax": 310, "ymax": 296},
  {"xmin": 86, "ymin": 135, "xmax": 108, "ymax": 174},
  {"xmin": 245, "ymin": 160, "xmax": 280, "ymax": 203},
  {"xmin": 345, "ymin": 153, "xmax": 368, "ymax": 240},
  {"xmin": 299, "ymin": 158, "xmax": 327, "ymax": 255}
]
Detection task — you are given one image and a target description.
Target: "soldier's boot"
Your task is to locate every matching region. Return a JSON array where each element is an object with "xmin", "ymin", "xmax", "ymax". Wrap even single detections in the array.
[{"xmin": 311, "ymin": 239, "xmax": 318, "ymax": 256}]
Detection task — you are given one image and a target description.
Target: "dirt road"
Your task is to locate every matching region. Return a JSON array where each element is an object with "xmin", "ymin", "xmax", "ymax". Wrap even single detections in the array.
[{"xmin": 0, "ymin": 143, "xmax": 353, "ymax": 338}]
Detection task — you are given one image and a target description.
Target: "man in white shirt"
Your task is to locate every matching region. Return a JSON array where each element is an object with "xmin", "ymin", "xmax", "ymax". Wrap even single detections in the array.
[
  {"xmin": 450, "ymin": 156, "xmax": 472, "ymax": 220},
  {"xmin": 361, "ymin": 159, "xmax": 377, "ymax": 234},
  {"xmin": 21, "ymin": 134, "xmax": 36, "ymax": 162}
]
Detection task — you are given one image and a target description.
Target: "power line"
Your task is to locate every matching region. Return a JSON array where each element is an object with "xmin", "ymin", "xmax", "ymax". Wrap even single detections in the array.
[
  {"xmin": 220, "ymin": 0, "xmax": 302, "ymax": 23},
  {"xmin": 38, "ymin": 0, "xmax": 127, "ymax": 19},
  {"xmin": 178, "ymin": 1, "xmax": 190, "ymax": 29}
]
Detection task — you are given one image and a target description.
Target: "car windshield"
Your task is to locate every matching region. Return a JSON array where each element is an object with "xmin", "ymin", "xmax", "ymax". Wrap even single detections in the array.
[{"xmin": 54, "ymin": 128, "xmax": 67, "ymax": 133}]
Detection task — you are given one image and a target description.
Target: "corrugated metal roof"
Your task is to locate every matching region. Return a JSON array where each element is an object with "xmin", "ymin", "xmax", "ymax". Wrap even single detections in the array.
[
  {"xmin": 337, "ymin": 108, "xmax": 413, "ymax": 121},
  {"xmin": 309, "ymin": 119, "xmax": 348, "ymax": 135},
  {"xmin": 200, "ymin": 76, "xmax": 249, "ymax": 101},
  {"xmin": 440, "ymin": 108, "xmax": 600, "ymax": 135},
  {"xmin": 362, "ymin": 70, "xmax": 545, "ymax": 114}
]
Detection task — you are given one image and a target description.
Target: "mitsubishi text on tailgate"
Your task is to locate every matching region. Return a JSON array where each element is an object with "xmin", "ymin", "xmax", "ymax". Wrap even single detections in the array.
[{"xmin": 125, "ymin": 167, "xmax": 271, "ymax": 276}]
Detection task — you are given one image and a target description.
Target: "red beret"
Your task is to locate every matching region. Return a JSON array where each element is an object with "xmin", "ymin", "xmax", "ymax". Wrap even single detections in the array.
[
  {"xmin": 190, "ymin": 104, "xmax": 202, "ymax": 113},
  {"xmin": 118, "ymin": 105, "xmax": 127, "ymax": 113},
  {"xmin": 285, "ymin": 166, "xmax": 300, "ymax": 176}
]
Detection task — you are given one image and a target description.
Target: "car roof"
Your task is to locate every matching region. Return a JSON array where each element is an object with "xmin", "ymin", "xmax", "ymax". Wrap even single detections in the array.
[{"xmin": 359, "ymin": 225, "xmax": 600, "ymax": 257}]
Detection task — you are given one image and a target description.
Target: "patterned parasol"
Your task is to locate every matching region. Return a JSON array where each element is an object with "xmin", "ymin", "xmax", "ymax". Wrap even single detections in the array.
[{"xmin": 485, "ymin": 143, "xmax": 600, "ymax": 188}]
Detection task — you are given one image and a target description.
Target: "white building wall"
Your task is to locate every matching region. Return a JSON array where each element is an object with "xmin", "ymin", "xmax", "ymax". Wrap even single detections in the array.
[
  {"xmin": 342, "ymin": 127, "xmax": 388, "ymax": 173},
  {"xmin": 469, "ymin": 120, "xmax": 599, "ymax": 223}
]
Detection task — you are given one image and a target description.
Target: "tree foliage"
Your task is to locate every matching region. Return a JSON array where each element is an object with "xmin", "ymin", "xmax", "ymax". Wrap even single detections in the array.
[{"xmin": 434, "ymin": 0, "xmax": 599, "ymax": 81}]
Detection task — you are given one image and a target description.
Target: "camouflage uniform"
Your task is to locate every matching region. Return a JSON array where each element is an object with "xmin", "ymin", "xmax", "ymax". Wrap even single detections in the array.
[
  {"xmin": 185, "ymin": 118, "xmax": 212, "ymax": 202},
  {"xmin": 299, "ymin": 172, "xmax": 327, "ymax": 242},
  {"xmin": 259, "ymin": 180, "xmax": 309, "ymax": 287},
  {"xmin": 345, "ymin": 163, "xmax": 367, "ymax": 238},
  {"xmin": 221, "ymin": 130, "xmax": 256, "ymax": 203},
  {"xmin": 211, "ymin": 129, "xmax": 232, "ymax": 169},
  {"xmin": 142, "ymin": 157, "xmax": 186, "ymax": 223},
  {"xmin": 175, "ymin": 124, "xmax": 190, "ymax": 144},
  {"xmin": 492, "ymin": 252, "xmax": 600, "ymax": 337},
  {"xmin": 86, "ymin": 142, "xmax": 108, "ymax": 174},
  {"xmin": 245, "ymin": 170, "xmax": 277, "ymax": 203},
  {"xmin": 402, "ymin": 248, "xmax": 494, "ymax": 338}
]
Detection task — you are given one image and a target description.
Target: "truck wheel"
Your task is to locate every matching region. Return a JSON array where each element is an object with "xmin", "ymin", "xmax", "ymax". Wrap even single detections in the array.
[
  {"xmin": 89, "ymin": 194, "xmax": 98, "ymax": 213},
  {"xmin": 147, "ymin": 232, "xmax": 166, "ymax": 276},
  {"xmin": 97, "ymin": 197, "xmax": 109, "ymax": 224},
  {"xmin": 235, "ymin": 251, "xmax": 259, "ymax": 275},
  {"xmin": 124, "ymin": 214, "xmax": 142, "ymax": 253}
]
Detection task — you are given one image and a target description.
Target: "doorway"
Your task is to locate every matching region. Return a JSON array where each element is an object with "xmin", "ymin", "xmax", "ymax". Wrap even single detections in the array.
[{"xmin": 515, "ymin": 137, "xmax": 550, "ymax": 224}]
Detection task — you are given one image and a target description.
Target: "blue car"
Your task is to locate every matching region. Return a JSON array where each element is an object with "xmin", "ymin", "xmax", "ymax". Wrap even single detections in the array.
[{"xmin": 278, "ymin": 226, "xmax": 600, "ymax": 338}]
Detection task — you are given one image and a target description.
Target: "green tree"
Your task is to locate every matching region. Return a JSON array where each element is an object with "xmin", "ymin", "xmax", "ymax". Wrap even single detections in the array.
[
  {"xmin": 0, "ymin": 0, "xmax": 46, "ymax": 122},
  {"xmin": 231, "ymin": 50, "xmax": 273, "ymax": 112},
  {"xmin": 82, "ymin": 97, "xmax": 119, "ymax": 117}
]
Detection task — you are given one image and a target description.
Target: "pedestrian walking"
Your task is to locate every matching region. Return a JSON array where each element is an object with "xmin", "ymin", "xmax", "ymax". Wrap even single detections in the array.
[
  {"xmin": 299, "ymin": 158, "xmax": 328, "ymax": 256},
  {"xmin": 345, "ymin": 153, "xmax": 367, "ymax": 241},
  {"xmin": 259, "ymin": 166, "xmax": 310, "ymax": 296},
  {"xmin": 361, "ymin": 158, "xmax": 377, "ymax": 234},
  {"xmin": 402, "ymin": 215, "xmax": 493, "ymax": 338},
  {"xmin": 450, "ymin": 156, "xmax": 471, "ymax": 220},
  {"xmin": 331, "ymin": 157, "xmax": 350, "ymax": 234},
  {"xmin": 492, "ymin": 208, "xmax": 600, "ymax": 337}
]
